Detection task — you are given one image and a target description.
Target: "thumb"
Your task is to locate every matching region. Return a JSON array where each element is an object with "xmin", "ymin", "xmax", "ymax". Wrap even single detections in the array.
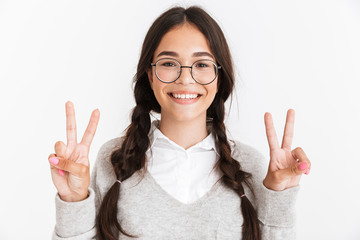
[
  {"xmin": 54, "ymin": 141, "xmax": 66, "ymax": 158},
  {"xmin": 291, "ymin": 147, "xmax": 311, "ymax": 175},
  {"xmin": 274, "ymin": 147, "xmax": 311, "ymax": 179},
  {"xmin": 48, "ymin": 155, "xmax": 89, "ymax": 178},
  {"xmin": 275, "ymin": 161, "xmax": 310, "ymax": 179}
]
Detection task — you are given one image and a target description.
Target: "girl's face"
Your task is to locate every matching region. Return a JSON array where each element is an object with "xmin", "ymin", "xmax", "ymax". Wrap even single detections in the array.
[{"xmin": 147, "ymin": 23, "xmax": 218, "ymax": 124}]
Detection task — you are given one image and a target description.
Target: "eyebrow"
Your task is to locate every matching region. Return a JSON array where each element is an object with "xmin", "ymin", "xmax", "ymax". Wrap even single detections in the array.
[{"xmin": 156, "ymin": 51, "xmax": 214, "ymax": 59}]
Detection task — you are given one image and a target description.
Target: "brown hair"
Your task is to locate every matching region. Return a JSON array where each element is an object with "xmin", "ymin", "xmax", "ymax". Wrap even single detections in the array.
[{"xmin": 96, "ymin": 6, "xmax": 261, "ymax": 240}]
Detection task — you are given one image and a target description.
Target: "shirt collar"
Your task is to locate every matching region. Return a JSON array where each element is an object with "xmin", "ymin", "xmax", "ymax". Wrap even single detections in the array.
[{"xmin": 148, "ymin": 120, "xmax": 219, "ymax": 156}]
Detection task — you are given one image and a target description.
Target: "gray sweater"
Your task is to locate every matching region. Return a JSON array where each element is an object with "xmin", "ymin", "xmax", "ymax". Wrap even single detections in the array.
[{"xmin": 53, "ymin": 138, "xmax": 299, "ymax": 240}]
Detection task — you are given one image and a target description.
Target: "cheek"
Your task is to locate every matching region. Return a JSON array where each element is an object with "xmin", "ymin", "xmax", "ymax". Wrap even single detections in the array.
[
  {"xmin": 207, "ymin": 82, "xmax": 218, "ymax": 99},
  {"xmin": 152, "ymin": 81, "xmax": 168, "ymax": 101}
]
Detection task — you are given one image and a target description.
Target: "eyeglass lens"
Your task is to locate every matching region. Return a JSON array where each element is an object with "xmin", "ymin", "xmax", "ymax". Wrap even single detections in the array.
[{"xmin": 155, "ymin": 59, "xmax": 218, "ymax": 84}]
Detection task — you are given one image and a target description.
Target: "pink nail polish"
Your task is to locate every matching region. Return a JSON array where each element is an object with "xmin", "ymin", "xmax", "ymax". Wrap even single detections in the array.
[
  {"xmin": 58, "ymin": 169, "xmax": 65, "ymax": 176},
  {"xmin": 49, "ymin": 157, "xmax": 59, "ymax": 165},
  {"xmin": 305, "ymin": 169, "xmax": 310, "ymax": 175},
  {"xmin": 299, "ymin": 162, "xmax": 308, "ymax": 170}
]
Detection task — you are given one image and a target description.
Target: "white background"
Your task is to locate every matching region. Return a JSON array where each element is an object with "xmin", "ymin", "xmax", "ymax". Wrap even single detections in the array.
[{"xmin": 1, "ymin": 0, "xmax": 359, "ymax": 239}]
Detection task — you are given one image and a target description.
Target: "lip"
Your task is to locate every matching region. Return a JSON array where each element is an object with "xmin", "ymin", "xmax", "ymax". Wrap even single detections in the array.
[
  {"xmin": 168, "ymin": 91, "xmax": 201, "ymax": 95},
  {"xmin": 167, "ymin": 91, "xmax": 202, "ymax": 105}
]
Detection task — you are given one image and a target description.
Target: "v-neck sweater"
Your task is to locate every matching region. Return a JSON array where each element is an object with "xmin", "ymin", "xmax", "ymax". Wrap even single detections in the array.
[
  {"xmin": 53, "ymin": 137, "xmax": 299, "ymax": 240},
  {"xmin": 146, "ymin": 121, "xmax": 222, "ymax": 204}
]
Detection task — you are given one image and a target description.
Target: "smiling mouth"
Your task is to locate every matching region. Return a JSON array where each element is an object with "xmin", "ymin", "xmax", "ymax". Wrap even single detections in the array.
[{"xmin": 168, "ymin": 93, "xmax": 201, "ymax": 100}]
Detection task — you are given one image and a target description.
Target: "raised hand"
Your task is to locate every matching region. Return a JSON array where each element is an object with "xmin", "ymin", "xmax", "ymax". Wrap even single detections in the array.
[
  {"xmin": 48, "ymin": 101, "xmax": 100, "ymax": 202},
  {"xmin": 263, "ymin": 109, "xmax": 311, "ymax": 191}
]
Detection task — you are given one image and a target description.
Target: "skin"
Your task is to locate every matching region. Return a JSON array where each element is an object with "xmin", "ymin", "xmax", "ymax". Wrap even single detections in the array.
[
  {"xmin": 48, "ymin": 23, "xmax": 311, "ymax": 202},
  {"xmin": 48, "ymin": 101, "xmax": 99, "ymax": 202},
  {"xmin": 263, "ymin": 109, "xmax": 311, "ymax": 191},
  {"xmin": 147, "ymin": 23, "xmax": 218, "ymax": 149}
]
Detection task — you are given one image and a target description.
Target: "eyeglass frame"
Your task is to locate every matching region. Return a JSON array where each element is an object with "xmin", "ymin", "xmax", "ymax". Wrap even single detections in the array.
[{"xmin": 150, "ymin": 58, "xmax": 222, "ymax": 85}]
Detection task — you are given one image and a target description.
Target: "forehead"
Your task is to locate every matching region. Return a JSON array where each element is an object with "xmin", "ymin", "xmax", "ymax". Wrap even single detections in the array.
[{"xmin": 153, "ymin": 23, "xmax": 213, "ymax": 60}]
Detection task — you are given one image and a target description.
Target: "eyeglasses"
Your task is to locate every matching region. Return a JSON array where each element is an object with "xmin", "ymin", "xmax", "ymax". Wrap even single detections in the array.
[{"xmin": 150, "ymin": 58, "xmax": 221, "ymax": 85}]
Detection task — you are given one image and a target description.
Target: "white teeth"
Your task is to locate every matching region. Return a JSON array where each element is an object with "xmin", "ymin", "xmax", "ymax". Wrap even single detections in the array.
[{"xmin": 172, "ymin": 93, "xmax": 199, "ymax": 99}]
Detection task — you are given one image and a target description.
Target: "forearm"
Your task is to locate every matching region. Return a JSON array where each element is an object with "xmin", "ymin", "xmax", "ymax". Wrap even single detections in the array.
[
  {"xmin": 53, "ymin": 188, "xmax": 97, "ymax": 240},
  {"xmin": 256, "ymin": 184, "xmax": 300, "ymax": 240}
]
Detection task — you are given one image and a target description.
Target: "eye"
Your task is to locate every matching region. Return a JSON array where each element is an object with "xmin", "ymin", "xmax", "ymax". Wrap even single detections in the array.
[
  {"xmin": 196, "ymin": 63, "xmax": 209, "ymax": 68},
  {"xmin": 157, "ymin": 59, "xmax": 178, "ymax": 68},
  {"xmin": 194, "ymin": 61, "xmax": 211, "ymax": 68},
  {"xmin": 162, "ymin": 62, "xmax": 176, "ymax": 67}
]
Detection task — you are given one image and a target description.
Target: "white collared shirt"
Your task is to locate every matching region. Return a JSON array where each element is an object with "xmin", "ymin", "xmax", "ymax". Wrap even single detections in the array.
[{"xmin": 146, "ymin": 121, "xmax": 223, "ymax": 204}]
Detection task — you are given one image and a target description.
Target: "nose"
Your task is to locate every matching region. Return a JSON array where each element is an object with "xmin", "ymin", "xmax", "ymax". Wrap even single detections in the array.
[{"xmin": 176, "ymin": 66, "xmax": 194, "ymax": 85}]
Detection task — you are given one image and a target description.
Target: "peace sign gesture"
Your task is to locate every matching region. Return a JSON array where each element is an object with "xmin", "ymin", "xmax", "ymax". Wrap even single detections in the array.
[
  {"xmin": 48, "ymin": 101, "xmax": 100, "ymax": 202},
  {"xmin": 263, "ymin": 109, "xmax": 311, "ymax": 191}
]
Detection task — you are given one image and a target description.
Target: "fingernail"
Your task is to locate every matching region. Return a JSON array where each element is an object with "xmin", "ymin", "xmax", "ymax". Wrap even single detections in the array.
[
  {"xmin": 305, "ymin": 169, "xmax": 310, "ymax": 175},
  {"xmin": 299, "ymin": 162, "xmax": 308, "ymax": 170},
  {"xmin": 58, "ymin": 169, "xmax": 65, "ymax": 176},
  {"xmin": 49, "ymin": 157, "xmax": 59, "ymax": 165}
]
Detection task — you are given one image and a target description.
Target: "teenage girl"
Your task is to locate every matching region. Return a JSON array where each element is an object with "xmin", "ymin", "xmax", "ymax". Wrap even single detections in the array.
[{"xmin": 49, "ymin": 6, "xmax": 311, "ymax": 240}]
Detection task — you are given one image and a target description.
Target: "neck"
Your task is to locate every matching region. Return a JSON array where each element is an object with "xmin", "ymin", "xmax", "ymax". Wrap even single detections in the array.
[{"xmin": 159, "ymin": 116, "xmax": 209, "ymax": 150}]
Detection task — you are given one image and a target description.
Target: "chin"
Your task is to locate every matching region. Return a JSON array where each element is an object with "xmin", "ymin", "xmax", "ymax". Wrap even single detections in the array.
[{"xmin": 168, "ymin": 111, "xmax": 206, "ymax": 123}]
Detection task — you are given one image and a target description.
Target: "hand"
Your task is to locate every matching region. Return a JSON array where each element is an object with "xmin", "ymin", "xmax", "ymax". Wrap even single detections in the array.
[
  {"xmin": 48, "ymin": 101, "xmax": 100, "ymax": 202},
  {"xmin": 263, "ymin": 109, "xmax": 311, "ymax": 191}
]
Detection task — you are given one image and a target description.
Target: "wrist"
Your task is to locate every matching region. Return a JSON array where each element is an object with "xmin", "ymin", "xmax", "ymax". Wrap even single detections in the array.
[
  {"xmin": 263, "ymin": 176, "xmax": 284, "ymax": 191},
  {"xmin": 59, "ymin": 190, "xmax": 89, "ymax": 202}
]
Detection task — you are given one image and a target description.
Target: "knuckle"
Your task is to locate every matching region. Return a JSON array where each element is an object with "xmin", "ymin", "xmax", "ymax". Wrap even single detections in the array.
[
  {"xmin": 291, "ymin": 166, "xmax": 298, "ymax": 175},
  {"xmin": 67, "ymin": 125, "xmax": 75, "ymax": 131},
  {"xmin": 85, "ymin": 129, "xmax": 93, "ymax": 136},
  {"xmin": 54, "ymin": 141, "xmax": 66, "ymax": 155},
  {"xmin": 55, "ymin": 141, "xmax": 63, "ymax": 148},
  {"xmin": 294, "ymin": 147, "xmax": 303, "ymax": 152},
  {"xmin": 60, "ymin": 159, "xmax": 69, "ymax": 170}
]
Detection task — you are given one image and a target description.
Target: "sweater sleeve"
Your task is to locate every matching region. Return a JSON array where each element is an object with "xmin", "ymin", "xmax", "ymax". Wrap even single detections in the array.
[
  {"xmin": 52, "ymin": 138, "xmax": 121, "ymax": 240},
  {"xmin": 231, "ymin": 140, "xmax": 300, "ymax": 240}
]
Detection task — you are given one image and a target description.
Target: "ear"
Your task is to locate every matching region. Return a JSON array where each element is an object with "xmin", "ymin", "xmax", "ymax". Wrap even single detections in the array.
[{"xmin": 147, "ymin": 69, "xmax": 153, "ymax": 90}]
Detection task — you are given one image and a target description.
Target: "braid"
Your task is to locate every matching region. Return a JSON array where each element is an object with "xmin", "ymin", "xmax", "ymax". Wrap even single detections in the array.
[
  {"xmin": 96, "ymin": 101, "xmax": 152, "ymax": 240},
  {"xmin": 212, "ymin": 98, "xmax": 261, "ymax": 240},
  {"xmin": 112, "ymin": 102, "xmax": 151, "ymax": 180},
  {"xmin": 94, "ymin": 5, "xmax": 263, "ymax": 239}
]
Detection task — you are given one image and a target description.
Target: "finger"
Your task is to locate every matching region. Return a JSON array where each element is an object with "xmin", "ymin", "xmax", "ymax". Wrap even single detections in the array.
[
  {"xmin": 54, "ymin": 141, "xmax": 67, "ymax": 176},
  {"xmin": 281, "ymin": 109, "xmax": 295, "ymax": 150},
  {"xmin": 273, "ymin": 162, "xmax": 310, "ymax": 180},
  {"xmin": 66, "ymin": 101, "xmax": 77, "ymax": 148},
  {"xmin": 291, "ymin": 147, "xmax": 311, "ymax": 174},
  {"xmin": 80, "ymin": 109, "xmax": 100, "ymax": 147},
  {"xmin": 48, "ymin": 156, "xmax": 89, "ymax": 178},
  {"xmin": 264, "ymin": 112, "xmax": 280, "ymax": 151},
  {"xmin": 54, "ymin": 141, "xmax": 66, "ymax": 158},
  {"xmin": 48, "ymin": 154, "xmax": 65, "ymax": 176},
  {"xmin": 266, "ymin": 148, "xmax": 311, "ymax": 185}
]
